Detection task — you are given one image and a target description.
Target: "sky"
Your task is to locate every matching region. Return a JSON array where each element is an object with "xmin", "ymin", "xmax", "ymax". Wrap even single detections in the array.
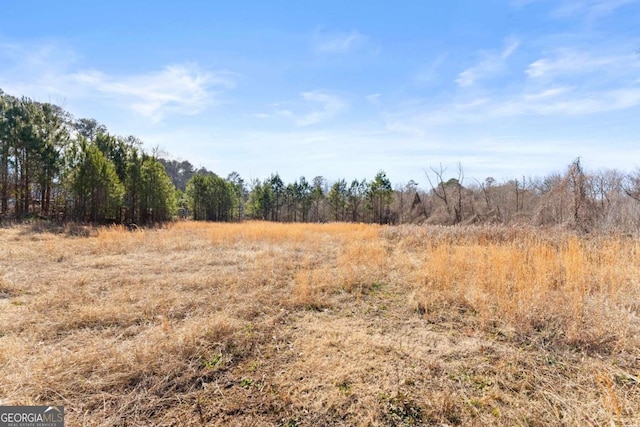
[{"xmin": 1, "ymin": 0, "xmax": 639, "ymax": 187}]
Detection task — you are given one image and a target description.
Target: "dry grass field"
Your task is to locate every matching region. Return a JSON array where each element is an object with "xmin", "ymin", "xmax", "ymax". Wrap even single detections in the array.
[{"xmin": 0, "ymin": 221, "xmax": 639, "ymax": 426}]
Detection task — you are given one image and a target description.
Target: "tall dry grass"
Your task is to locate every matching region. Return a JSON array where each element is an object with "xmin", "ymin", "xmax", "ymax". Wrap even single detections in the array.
[
  {"xmin": 0, "ymin": 221, "xmax": 638, "ymax": 425},
  {"xmin": 387, "ymin": 225, "xmax": 640, "ymax": 353}
]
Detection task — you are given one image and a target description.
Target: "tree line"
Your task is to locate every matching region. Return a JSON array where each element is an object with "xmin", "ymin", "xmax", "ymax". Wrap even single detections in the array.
[
  {"xmin": 0, "ymin": 90, "xmax": 177, "ymax": 223},
  {"xmin": 2, "ymin": 88, "xmax": 640, "ymax": 231},
  {"xmin": 132, "ymin": 156, "xmax": 640, "ymax": 232}
]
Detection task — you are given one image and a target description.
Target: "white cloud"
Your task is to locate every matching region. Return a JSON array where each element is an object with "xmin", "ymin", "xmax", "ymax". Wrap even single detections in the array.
[
  {"xmin": 512, "ymin": 0, "xmax": 639, "ymax": 19},
  {"xmin": 71, "ymin": 65, "xmax": 233, "ymax": 122},
  {"xmin": 526, "ymin": 50, "xmax": 636, "ymax": 79},
  {"xmin": 456, "ymin": 39, "xmax": 520, "ymax": 87},
  {"xmin": 425, "ymin": 41, "xmax": 640, "ymax": 125},
  {"xmin": 494, "ymin": 88, "xmax": 640, "ymax": 116},
  {"xmin": 0, "ymin": 41, "xmax": 79, "ymax": 99},
  {"xmin": 366, "ymin": 93, "xmax": 382, "ymax": 106},
  {"xmin": 313, "ymin": 29, "xmax": 366, "ymax": 54},
  {"xmin": 383, "ymin": 39, "xmax": 640, "ymax": 131},
  {"xmin": 0, "ymin": 41, "xmax": 78, "ymax": 71},
  {"xmin": 553, "ymin": 0, "xmax": 639, "ymax": 19},
  {"xmin": 275, "ymin": 90, "xmax": 347, "ymax": 126},
  {"xmin": 455, "ymin": 98, "xmax": 490, "ymax": 109},
  {"xmin": 0, "ymin": 41, "xmax": 233, "ymax": 123},
  {"xmin": 523, "ymin": 87, "xmax": 571, "ymax": 100},
  {"xmin": 386, "ymin": 87, "xmax": 640, "ymax": 131},
  {"xmin": 413, "ymin": 53, "xmax": 448, "ymax": 86}
]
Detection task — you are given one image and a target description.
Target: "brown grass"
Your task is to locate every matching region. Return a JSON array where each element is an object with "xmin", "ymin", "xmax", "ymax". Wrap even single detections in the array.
[{"xmin": 0, "ymin": 221, "xmax": 638, "ymax": 426}]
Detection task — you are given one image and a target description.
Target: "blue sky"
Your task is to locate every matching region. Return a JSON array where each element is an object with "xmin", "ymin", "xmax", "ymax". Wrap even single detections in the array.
[{"xmin": 1, "ymin": 0, "xmax": 639, "ymax": 187}]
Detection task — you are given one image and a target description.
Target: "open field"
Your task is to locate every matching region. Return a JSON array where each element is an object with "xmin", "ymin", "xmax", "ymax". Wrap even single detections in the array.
[{"xmin": 0, "ymin": 221, "xmax": 639, "ymax": 426}]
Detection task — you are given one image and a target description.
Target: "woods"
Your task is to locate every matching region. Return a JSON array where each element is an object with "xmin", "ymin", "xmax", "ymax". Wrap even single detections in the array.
[
  {"xmin": 0, "ymin": 91, "xmax": 177, "ymax": 223},
  {"xmin": 2, "ymin": 88, "xmax": 640, "ymax": 231}
]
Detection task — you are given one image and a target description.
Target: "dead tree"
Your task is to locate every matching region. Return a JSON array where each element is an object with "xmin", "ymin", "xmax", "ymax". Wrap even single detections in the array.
[{"xmin": 425, "ymin": 163, "xmax": 465, "ymax": 224}]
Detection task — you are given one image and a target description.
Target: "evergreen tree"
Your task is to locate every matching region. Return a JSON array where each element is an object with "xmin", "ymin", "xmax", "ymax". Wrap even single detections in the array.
[
  {"xmin": 246, "ymin": 179, "xmax": 273, "ymax": 220},
  {"xmin": 367, "ymin": 171, "xmax": 393, "ymax": 224},
  {"xmin": 125, "ymin": 147, "xmax": 144, "ymax": 223},
  {"xmin": 70, "ymin": 140, "xmax": 124, "ymax": 222},
  {"xmin": 296, "ymin": 177, "xmax": 313, "ymax": 222},
  {"xmin": 140, "ymin": 156, "xmax": 177, "ymax": 223},
  {"xmin": 347, "ymin": 179, "xmax": 367, "ymax": 222},
  {"xmin": 0, "ymin": 91, "xmax": 12, "ymax": 214},
  {"xmin": 185, "ymin": 174, "xmax": 236, "ymax": 221},
  {"xmin": 227, "ymin": 171, "xmax": 247, "ymax": 220},
  {"xmin": 328, "ymin": 179, "xmax": 348, "ymax": 221}
]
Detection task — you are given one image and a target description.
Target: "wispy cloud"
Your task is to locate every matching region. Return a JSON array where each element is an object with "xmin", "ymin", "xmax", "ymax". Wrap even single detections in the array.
[
  {"xmin": 366, "ymin": 93, "xmax": 382, "ymax": 107},
  {"xmin": 456, "ymin": 38, "xmax": 519, "ymax": 87},
  {"xmin": 0, "ymin": 41, "xmax": 78, "ymax": 98},
  {"xmin": 0, "ymin": 40, "xmax": 233, "ymax": 123},
  {"xmin": 513, "ymin": 0, "xmax": 640, "ymax": 19},
  {"xmin": 523, "ymin": 87, "xmax": 571, "ymax": 100},
  {"xmin": 492, "ymin": 88, "xmax": 640, "ymax": 117},
  {"xmin": 386, "ymin": 37, "xmax": 640, "ymax": 134},
  {"xmin": 384, "ymin": 86, "xmax": 640, "ymax": 133},
  {"xmin": 275, "ymin": 90, "xmax": 347, "ymax": 126},
  {"xmin": 526, "ymin": 50, "xmax": 638, "ymax": 79},
  {"xmin": 71, "ymin": 65, "xmax": 233, "ymax": 122},
  {"xmin": 552, "ymin": 0, "xmax": 639, "ymax": 19},
  {"xmin": 313, "ymin": 29, "xmax": 366, "ymax": 54},
  {"xmin": 413, "ymin": 53, "xmax": 449, "ymax": 86}
]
